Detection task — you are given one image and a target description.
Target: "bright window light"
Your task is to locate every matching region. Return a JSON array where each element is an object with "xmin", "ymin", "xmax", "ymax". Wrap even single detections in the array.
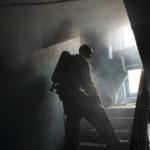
[
  {"xmin": 123, "ymin": 25, "xmax": 136, "ymax": 47},
  {"xmin": 128, "ymin": 69, "xmax": 142, "ymax": 94}
]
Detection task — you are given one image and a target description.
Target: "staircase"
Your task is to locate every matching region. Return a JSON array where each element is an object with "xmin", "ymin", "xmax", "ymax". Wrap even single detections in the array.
[{"xmin": 79, "ymin": 104, "xmax": 135, "ymax": 150}]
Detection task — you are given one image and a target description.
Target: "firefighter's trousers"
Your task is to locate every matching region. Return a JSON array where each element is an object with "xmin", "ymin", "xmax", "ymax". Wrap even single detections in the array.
[{"xmin": 63, "ymin": 92, "xmax": 120, "ymax": 150}]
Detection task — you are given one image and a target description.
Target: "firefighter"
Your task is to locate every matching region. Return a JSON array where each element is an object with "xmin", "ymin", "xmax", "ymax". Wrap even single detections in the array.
[{"xmin": 52, "ymin": 44, "xmax": 128, "ymax": 150}]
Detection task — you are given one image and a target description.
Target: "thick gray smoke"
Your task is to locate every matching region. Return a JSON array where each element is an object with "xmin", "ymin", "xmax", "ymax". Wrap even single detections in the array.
[{"xmin": 0, "ymin": 0, "xmax": 129, "ymax": 61}]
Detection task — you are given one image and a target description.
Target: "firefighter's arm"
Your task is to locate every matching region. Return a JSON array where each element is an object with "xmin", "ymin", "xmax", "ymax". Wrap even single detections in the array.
[
  {"xmin": 83, "ymin": 77, "xmax": 101, "ymax": 104},
  {"xmin": 80, "ymin": 59, "xmax": 101, "ymax": 104}
]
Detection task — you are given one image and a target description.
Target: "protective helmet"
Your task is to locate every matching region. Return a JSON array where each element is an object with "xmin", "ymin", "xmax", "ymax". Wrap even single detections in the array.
[{"xmin": 79, "ymin": 44, "xmax": 93, "ymax": 58}]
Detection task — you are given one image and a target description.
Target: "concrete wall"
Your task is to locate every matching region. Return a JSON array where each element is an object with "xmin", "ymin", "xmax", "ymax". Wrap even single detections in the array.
[{"xmin": 0, "ymin": 37, "xmax": 80, "ymax": 150}]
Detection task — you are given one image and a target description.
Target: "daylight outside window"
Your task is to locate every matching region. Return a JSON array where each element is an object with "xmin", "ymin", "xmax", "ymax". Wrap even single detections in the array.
[
  {"xmin": 123, "ymin": 25, "xmax": 136, "ymax": 47},
  {"xmin": 128, "ymin": 69, "xmax": 142, "ymax": 94}
]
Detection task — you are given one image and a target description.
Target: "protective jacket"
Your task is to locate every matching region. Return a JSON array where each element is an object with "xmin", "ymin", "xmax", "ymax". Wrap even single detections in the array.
[
  {"xmin": 58, "ymin": 54, "xmax": 100, "ymax": 114},
  {"xmin": 66, "ymin": 54, "xmax": 98, "ymax": 97}
]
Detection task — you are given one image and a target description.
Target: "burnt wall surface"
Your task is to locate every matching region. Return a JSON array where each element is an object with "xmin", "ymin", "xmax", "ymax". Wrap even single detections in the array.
[{"xmin": 0, "ymin": 37, "xmax": 80, "ymax": 150}]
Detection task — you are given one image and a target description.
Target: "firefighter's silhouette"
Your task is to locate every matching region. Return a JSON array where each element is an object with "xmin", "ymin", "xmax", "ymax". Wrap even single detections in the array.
[{"xmin": 51, "ymin": 44, "xmax": 128, "ymax": 150}]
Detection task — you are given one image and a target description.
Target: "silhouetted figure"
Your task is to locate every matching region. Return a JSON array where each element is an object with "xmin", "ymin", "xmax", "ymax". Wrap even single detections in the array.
[{"xmin": 51, "ymin": 44, "xmax": 128, "ymax": 150}]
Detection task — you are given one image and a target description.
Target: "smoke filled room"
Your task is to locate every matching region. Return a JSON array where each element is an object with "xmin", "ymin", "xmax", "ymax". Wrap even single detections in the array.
[{"xmin": 0, "ymin": 0, "xmax": 150, "ymax": 150}]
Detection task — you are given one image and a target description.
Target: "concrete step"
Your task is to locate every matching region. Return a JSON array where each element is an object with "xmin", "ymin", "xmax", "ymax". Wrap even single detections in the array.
[
  {"xmin": 116, "ymin": 129, "xmax": 131, "ymax": 140},
  {"xmin": 80, "ymin": 142, "xmax": 106, "ymax": 150},
  {"xmin": 80, "ymin": 105, "xmax": 135, "ymax": 131},
  {"xmin": 110, "ymin": 117, "xmax": 133, "ymax": 130},
  {"xmin": 80, "ymin": 128, "xmax": 131, "ymax": 143},
  {"xmin": 106, "ymin": 105, "xmax": 135, "ymax": 118}
]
